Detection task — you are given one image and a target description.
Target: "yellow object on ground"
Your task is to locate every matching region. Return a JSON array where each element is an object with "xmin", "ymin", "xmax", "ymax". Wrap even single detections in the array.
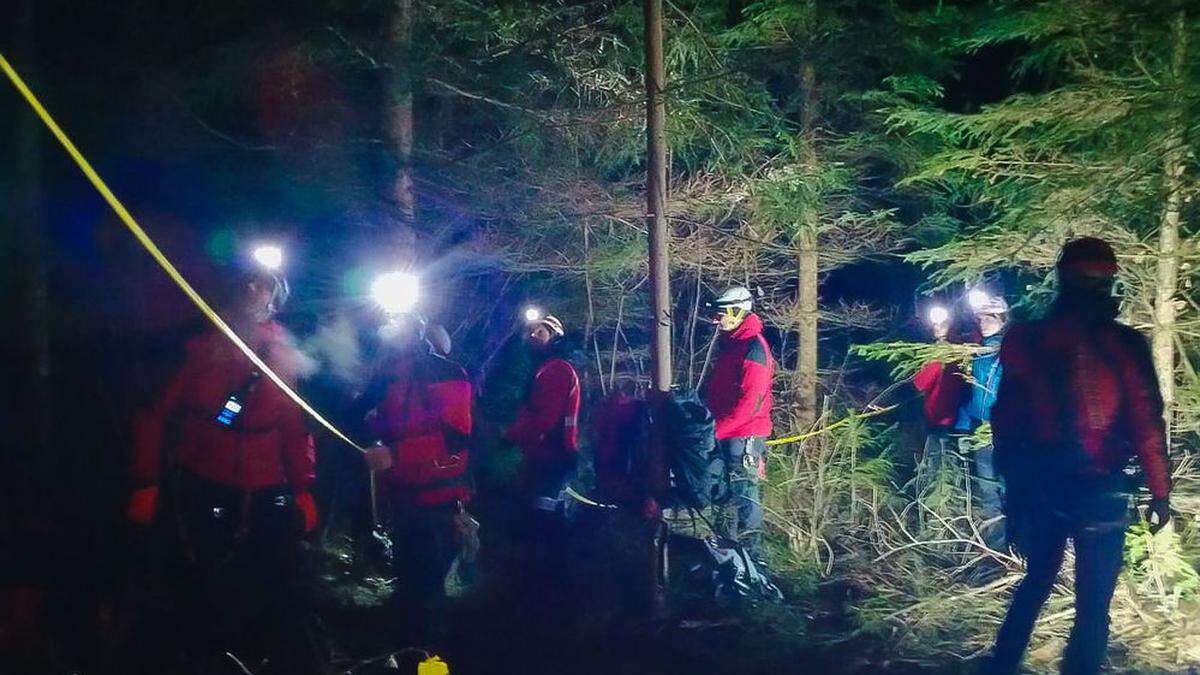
[{"xmin": 418, "ymin": 655, "xmax": 450, "ymax": 675}]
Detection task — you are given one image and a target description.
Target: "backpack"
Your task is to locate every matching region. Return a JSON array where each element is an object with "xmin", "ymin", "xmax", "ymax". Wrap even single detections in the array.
[
  {"xmin": 593, "ymin": 393, "xmax": 650, "ymax": 506},
  {"xmin": 661, "ymin": 391, "xmax": 726, "ymax": 509}
]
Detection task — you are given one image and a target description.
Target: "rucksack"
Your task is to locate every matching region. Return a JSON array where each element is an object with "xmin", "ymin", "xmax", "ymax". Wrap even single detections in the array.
[
  {"xmin": 592, "ymin": 393, "xmax": 650, "ymax": 506},
  {"xmin": 661, "ymin": 391, "xmax": 726, "ymax": 509}
]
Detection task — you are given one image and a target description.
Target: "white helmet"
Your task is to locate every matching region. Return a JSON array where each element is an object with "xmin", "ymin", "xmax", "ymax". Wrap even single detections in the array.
[
  {"xmin": 973, "ymin": 295, "xmax": 1009, "ymax": 316},
  {"xmin": 534, "ymin": 314, "xmax": 565, "ymax": 338},
  {"xmin": 710, "ymin": 285, "xmax": 754, "ymax": 313}
]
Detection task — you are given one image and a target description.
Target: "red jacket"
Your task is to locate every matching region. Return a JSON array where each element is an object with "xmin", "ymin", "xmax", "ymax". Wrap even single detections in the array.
[
  {"xmin": 506, "ymin": 357, "xmax": 580, "ymax": 465},
  {"xmin": 704, "ymin": 313, "xmax": 774, "ymax": 440},
  {"xmin": 133, "ymin": 322, "xmax": 315, "ymax": 493},
  {"xmin": 992, "ymin": 310, "xmax": 1170, "ymax": 499},
  {"xmin": 366, "ymin": 352, "xmax": 473, "ymax": 506},
  {"xmin": 913, "ymin": 360, "xmax": 966, "ymax": 428}
]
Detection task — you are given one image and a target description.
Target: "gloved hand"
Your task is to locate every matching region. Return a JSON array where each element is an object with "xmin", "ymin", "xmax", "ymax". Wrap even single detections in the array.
[
  {"xmin": 126, "ymin": 486, "xmax": 159, "ymax": 525},
  {"xmin": 1148, "ymin": 497, "xmax": 1171, "ymax": 535},
  {"xmin": 365, "ymin": 444, "xmax": 393, "ymax": 473},
  {"xmin": 294, "ymin": 491, "xmax": 319, "ymax": 533}
]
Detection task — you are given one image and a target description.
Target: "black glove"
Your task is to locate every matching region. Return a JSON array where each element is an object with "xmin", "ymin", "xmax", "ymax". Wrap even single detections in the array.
[{"xmin": 1148, "ymin": 497, "xmax": 1171, "ymax": 535}]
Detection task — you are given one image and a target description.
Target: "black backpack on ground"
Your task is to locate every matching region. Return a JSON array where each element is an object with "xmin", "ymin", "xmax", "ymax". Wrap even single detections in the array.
[{"xmin": 661, "ymin": 391, "xmax": 726, "ymax": 509}]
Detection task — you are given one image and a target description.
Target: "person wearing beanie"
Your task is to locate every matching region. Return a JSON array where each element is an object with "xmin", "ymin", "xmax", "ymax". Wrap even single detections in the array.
[{"xmin": 984, "ymin": 237, "xmax": 1172, "ymax": 675}]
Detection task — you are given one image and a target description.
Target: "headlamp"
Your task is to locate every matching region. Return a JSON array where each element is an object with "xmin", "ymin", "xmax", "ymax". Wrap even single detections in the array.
[
  {"xmin": 252, "ymin": 245, "xmax": 284, "ymax": 272},
  {"xmin": 927, "ymin": 305, "xmax": 949, "ymax": 325},
  {"xmin": 371, "ymin": 271, "xmax": 420, "ymax": 315},
  {"xmin": 967, "ymin": 288, "xmax": 990, "ymax": 311}
]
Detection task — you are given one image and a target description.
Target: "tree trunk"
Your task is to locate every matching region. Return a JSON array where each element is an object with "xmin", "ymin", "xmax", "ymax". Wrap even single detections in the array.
[
  {"xmin": 1152, "ymin": 9, "xmax": 1188, "ymax": 426},
  {"xmin": 387, "ymin": 0, "xmax": 416, "ymax": 255},
  {"xmin": 644, "ymin": 0, "xmax": 672, "ymax": 394},
  {"xmin": 794, "ymin": 59, "xmax": 819, "ymax": 430}
]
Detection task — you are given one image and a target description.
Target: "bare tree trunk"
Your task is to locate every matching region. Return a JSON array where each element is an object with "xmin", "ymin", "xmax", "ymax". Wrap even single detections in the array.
[
  {"xmin": 686, "ymin": 267, "xmax": 701, "ymax": 388},
  {"xmin": 644, "ymin": 0, "xmax": 673, "ymax": 394},
  {"xmin": 583, "ymin": 221, "xmax": 607, "ymax": 396},
  {"xmin": 609, "ymin": 291, "xmax": 626, "ymax": 389},
  {"xmin": 388, "ymin": 0, "xmax": 416, "ymax": 254},
  {"xmin": 1153, "ymin": 9, "xmax": 1188, "ymax": 427},
  {"xmin": 794, "ymin": 59, "xmax": 820, "ymax": 430}
]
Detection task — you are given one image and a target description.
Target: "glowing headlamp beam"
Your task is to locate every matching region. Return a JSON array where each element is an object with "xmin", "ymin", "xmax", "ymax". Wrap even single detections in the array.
[
  {"xmin": 371, "ymin": 271, "xmax": 420, "ymax": 314},
  {"xmin": 524, "ymin": 306, "xmax": 543, "ymax": 323},
  {"xmin": 927, "ymin": 305, "xmax": 949, "ymax": 325},
  {"xmin": 253, "ymin": 245, "xmax": 284, "ymax": 271},
  {"xmin": 967, "ymin": 288, "xmax": 990, "ymax": 310}
]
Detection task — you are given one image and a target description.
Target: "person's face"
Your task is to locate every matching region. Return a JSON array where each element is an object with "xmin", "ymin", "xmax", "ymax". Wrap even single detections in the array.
[
  {"xmin": 978, "ymin": 312, "xmax": 1005, "ymax": 338},
  {"xmin": 931, "ymin": 320, "xmax": 949, "ymax": 341},
  {"xmin": 242, "ymin": 280, "xmax": 276, "ymax": 322},
  {"xmin": 528, "ymin": 325, "xmax": 553, "ymax": 349},
  {"xmin": 714, "ymin": 308, "xmax": 746, "ymax": 332},
  {"xmin": 1064, "ymin": 273, "xmax": 1116, "ymax": 297}
]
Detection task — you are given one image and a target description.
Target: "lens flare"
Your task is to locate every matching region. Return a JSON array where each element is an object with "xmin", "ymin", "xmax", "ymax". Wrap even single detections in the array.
[
  {"xmin": 371, "ymin": 271, "xmax": 420, "ymax": 314},
  {"xmin": 967, "ymin": 288, "xmax": 990, "ymax": 310},
  {"xmin": 927, "ymin": 305, "xmax": 949, "ymax": 325},
  {"xmin": 252, "ymin": 245, "xmax": 284, "ymax": 271}
]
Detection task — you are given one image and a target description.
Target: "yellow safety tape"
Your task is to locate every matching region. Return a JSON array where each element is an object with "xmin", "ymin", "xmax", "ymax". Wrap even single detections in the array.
[
  {"xmin": 564, "ymin": 485, "xmax": 618, "ymax": 509},
  {"xmin": 765, "ymin": 405, "xmax": 897, "ymax": 447},
  {"xmin": 0, "ymin": 53, "xmax": 367, "ymax": 453}
]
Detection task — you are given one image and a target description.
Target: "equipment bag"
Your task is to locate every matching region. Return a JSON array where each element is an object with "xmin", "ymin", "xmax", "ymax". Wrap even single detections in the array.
[
  {"xmin": 662, "ymin": 391, "xmax": 726, "ymax": 509},
  {"xmin": 669, "ymin": 532, "xmax": 783, "ymax": 607}
]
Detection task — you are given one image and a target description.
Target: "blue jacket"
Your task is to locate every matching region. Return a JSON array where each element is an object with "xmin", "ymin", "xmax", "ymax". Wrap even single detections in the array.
[{"xmin": 955, "ymin": 333, "xmax": 1003, "ymax": 432}]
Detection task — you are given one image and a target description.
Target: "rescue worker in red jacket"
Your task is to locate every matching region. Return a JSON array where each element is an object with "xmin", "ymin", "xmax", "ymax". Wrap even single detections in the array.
[
  {"xmin": 504, "ymin": 314, "xmax": 581, "ymax": 618},
  {"xmin": 911, "ymin": 306, "xmax": 967, "ymax": 495},
  {"xmin": 505, "ymin": 314, "xmax": 581, "ymax": 502},
  {"xmin": 984, "ymin": 238, "xmax": 1172, "ymax": 675},
  {"xmin": 704, "ymin": 286, "xmax": 774, "ymax": 556},
  {"xmin": 126, "ymin": 259, "xmax": 320, "ymax": 673},
  {"xmin": 363, "ymin": 323, "xmax": 472, "ymax": 638}
]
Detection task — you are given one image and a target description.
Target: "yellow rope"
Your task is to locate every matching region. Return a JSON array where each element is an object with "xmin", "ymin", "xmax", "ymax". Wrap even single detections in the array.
[
  {"xmin": 765, "ymin": 405, "xmax": 897, "ymax": 447},
  {"xmin": 564, "ymin": 486, "xmax": 618, "ymax": 509},
  {"xmin": 1, "ymin": 53, "xmax": 367, "ymax": 453}
]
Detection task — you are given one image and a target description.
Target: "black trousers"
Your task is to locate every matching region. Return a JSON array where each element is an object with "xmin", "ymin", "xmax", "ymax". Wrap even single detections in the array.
[
  {"xmin": 174, "ymin": 473, "xmax": 321, "ymax": 674},
  {"xmin": 988, "ymin": 476, "xmax": 1128, "ymax": 675},
  {"xmin": 389, "ymin": 502, "xmax": 459, "ymax": 642}
]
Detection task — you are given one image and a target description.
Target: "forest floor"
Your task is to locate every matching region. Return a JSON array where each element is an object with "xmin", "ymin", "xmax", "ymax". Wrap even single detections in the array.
[{"xmin": 314, "ymin": 530, "xmax": 969, "ymax": 675}]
